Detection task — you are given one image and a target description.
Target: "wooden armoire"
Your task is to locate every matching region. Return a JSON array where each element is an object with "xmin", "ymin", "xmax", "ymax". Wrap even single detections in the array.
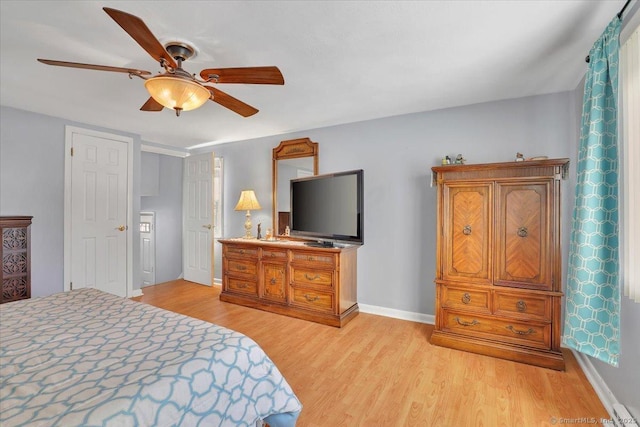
[{"xmin": 430, "ymin": 159, "xmax": 569, "ymax": 370}]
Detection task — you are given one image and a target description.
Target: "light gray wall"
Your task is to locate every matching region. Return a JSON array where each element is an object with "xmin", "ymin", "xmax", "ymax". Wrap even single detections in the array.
[
  {"xmin": 0, "ymin": 106, "xmax": 142, "ymax": 296},
  {"xmin": 202, "ymin": 92, "xmax": 575, "ymax": 314},
  {"xmin": 140, "ymin": 151, "xmax": 160, "ymax": 197},
  {"xmin": 140, "ymin": 151, "xmax": 183, "ymax": 285}
]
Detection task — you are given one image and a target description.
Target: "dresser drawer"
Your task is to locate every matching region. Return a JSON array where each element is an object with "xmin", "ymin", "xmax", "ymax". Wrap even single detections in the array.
[
  {"xmin": 224, "ymin": 245, "xmax": 259, "ymax": 259},
  {"xmin": 291, "ymin": 251, "xmax": 335, "ymax": 267},
  {"xmin": 226, "ymin": 258, "xmax": 258, "ymax": 276},
  {"xmin": 441, "ymin": 310, "xmax": 551, "ymax": 350},
  {"xmin": 290, "ymin": 287, "xmax": 333, "ymax": 312},
  {"xmin": 291, "ymin": 267, "xmax": 333, "ymax": 288},
  {"xmin": 440, "ymin": 284, "xmax": 489, "ymax": 313},
  {"xmin": 262, "ymin": 248, "xmax": 288, "ymax": 261},
  {"xmin": 226, "ymin": 277, "xmax": 258, "ymax": 296},
  {"xmin": 493, "ymin": 291, "xmax": 551, "ymax": 321}
]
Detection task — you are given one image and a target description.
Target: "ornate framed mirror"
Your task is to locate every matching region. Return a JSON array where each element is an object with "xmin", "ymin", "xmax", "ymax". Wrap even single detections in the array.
[{"xmin": 272, "ymin": 138, "xmax": 319, "ymax": 236}]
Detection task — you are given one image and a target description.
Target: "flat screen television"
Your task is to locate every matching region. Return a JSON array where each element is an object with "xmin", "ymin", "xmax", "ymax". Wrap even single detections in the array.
[{"xmin": 289, "ymin": 169, "xmax": 364, "ymax": 246}]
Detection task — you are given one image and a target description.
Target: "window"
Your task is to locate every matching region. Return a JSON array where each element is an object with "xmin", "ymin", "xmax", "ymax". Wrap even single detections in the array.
[
  {"xmin": 620, "ymin": 21, "xmax": 640, "ymax": 303},
  {"xmin": 139, "ymin": 222, "xmax": 151, "ymax": 233}
]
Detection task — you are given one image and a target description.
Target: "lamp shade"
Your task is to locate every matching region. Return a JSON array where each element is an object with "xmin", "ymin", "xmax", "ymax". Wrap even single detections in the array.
[
  {"xmin": 144, "ymin": 75, "xmax": 210, "ymax": 112},
  {"xmin": 234, "ymin": 190, "xmax": 261, "ymax": 211}
]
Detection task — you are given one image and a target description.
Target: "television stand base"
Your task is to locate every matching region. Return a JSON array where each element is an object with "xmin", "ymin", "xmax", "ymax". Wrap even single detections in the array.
[{"xmin": 304, "ymin": 241, "xmax": 334, "ymax": 248}]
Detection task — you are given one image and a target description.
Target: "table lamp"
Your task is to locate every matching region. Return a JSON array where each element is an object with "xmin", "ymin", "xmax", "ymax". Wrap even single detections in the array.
[{"xmin": 234, "ymin": 190, "xmax": 261, "ymax": 238}]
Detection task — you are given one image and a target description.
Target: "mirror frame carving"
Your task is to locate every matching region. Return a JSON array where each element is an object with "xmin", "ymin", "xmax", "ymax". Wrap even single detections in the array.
[{"xmin": 272, "ymin": 138, "xmax": 319, "ymax": 235}]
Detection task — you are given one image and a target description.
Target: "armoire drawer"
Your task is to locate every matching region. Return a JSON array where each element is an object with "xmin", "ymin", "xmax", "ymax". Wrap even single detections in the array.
[
  {"xmin": 493, "ymin": 291, "xmax": 551, "ymax": 321},
  {"xmin": 441, "ymin": 310, "xmax": 551, "ymax": 350},
  {"xmin": 440, "ymin": 284, "xmax": 490, "ymax": 313}
]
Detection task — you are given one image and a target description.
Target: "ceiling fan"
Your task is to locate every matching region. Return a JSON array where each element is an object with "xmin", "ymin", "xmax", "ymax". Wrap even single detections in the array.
[{"xmin": 38, "ymin": 7, "xmax": 284, "ymax": 117}]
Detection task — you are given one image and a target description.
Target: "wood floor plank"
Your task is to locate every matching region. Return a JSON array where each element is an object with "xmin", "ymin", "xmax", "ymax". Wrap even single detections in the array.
[{"xmin": 133, "ymin": 280, "xmax": 610, "ymax": 426}]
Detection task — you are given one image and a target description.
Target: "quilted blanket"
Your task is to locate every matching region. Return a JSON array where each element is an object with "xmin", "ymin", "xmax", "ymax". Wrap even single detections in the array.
[{"xmin": 0, "ymin": 288, "xmax": 302, "ymax": 426}]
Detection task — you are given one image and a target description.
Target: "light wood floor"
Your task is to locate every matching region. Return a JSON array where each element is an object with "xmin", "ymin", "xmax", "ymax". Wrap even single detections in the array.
[{"xmin": 134, "ymin": 280, "xmax": 609, "ymax": 427}]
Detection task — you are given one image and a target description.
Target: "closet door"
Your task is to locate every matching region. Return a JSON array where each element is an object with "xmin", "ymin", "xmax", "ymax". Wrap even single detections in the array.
[
  {"xmin": 442, "ymin": 183, "xmax": 492, "ymax": 284},
  {"xmin": 495, "ymin": 181, "xmax": 551, "ymax": 290}
]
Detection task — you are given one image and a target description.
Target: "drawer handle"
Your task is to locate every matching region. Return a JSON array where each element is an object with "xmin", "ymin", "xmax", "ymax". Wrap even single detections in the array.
[
  {"xmin": 270, "ymin": 277, "xmax": 277, "ymax": 285},
  {"xmin": 237, "ymin": 283, "xmax": 248, "ymax": 289},
  {"xmin": 462, "ymin": 225, "xmax": 472, "ymax": 235},
  {"xmin": 236, "ymin": 265, "xmax": 247, "ymax": 271},
  {"xmin": 304, "ymin": 294, "xmax": 319, "ymax": 302},
  {"xmin": 240, "ymin": 249, "xmax": 245, "ymax": 255},
  {"xmin": 454, "ymin": 317, "xmax": 479, "ymax": 327},
  {"xmin": 517, "ymin": 226, "xmax": 528, "ymax": 238},
  {"xmin": 307, "ymin": 256, "xmax": 316, "ymax": 261},
  {"xmin": 506, "ymin": 325, "xmax": 535, "ymax": 336},
  {"xmin": 304, "ymin": 273, "xmax": 320, "ymax": 281},
  {"xmin": 461, "ymin": 293, "xmax": 471, "ymax": 304},
  {"xmin": 516, "ymin": 300, "xmax": 527, "ymax": 312}
]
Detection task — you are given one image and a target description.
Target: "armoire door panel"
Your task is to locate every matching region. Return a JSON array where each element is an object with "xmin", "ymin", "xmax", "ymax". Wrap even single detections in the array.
[
  {"xmin": 443, "ymin": 183, "xmax": 492, "ymax": 283},
  {"xmin": 496, "ymin": 182, "xmax": 551, "ymax": 289}
]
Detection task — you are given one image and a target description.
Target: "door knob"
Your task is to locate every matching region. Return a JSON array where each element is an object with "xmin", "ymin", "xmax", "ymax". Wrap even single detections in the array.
[
  {"xmin": 202, "ymin": 224, "xmax": 213, "ymax": 230},
  {"xmin": 116, "ymin": 225, "xmax": 126, "ymax": 231}
]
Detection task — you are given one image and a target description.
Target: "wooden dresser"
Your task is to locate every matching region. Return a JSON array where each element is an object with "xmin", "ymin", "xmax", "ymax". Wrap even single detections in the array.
[
  {"xmin": 219, "ymin": 238, "xmax": 358, "ymax": 327},
  {"xmin": 1, "ymin": 216, "xmax": 33, "ymax": 304},
  {"xmin": 430, "ymin": 159, "xmax": 569, "ymax": 370}
]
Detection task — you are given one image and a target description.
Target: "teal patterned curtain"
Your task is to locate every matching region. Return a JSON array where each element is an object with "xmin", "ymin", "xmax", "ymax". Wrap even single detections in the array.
[{"xmin": 563, "ymin": 17, "xmax": 621, "ymax": 367}]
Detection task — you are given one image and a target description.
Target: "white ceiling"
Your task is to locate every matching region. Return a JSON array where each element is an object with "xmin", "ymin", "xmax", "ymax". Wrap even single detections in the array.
[{"xmin": 0, "ymin": 1, "xmax": 626, "ymax": 150}]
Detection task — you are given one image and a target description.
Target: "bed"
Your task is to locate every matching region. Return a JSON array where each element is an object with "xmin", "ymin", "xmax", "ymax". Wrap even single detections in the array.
[{"xmin": 0, "ymin": 288, "xmax": 302, "ymax": 426}]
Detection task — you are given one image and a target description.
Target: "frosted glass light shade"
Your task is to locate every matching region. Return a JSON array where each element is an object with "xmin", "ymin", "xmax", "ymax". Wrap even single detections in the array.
[{"xmin": 144, "ymin": 76, "xmax": 210, "ymax": 111}]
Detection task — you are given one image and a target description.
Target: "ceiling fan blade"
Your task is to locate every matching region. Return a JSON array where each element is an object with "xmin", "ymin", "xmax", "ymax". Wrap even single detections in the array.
[
  {"xmin": 37, "ymin": 59, "xmax": 151, "ymax": 76},
  {"xmin": 140, "ymin": 97, "xmax": 164, "ymax": 112},
  {"xmin": 200, "ymin": 66, "xmax": 284, "ymax": 85},
  {"xmin": 103, "ymin": 7, "xmax": 177, "ymax": 69},
  {"xmin": 205, "ymin": 87, "xmax": 259, "ymax": 117}
]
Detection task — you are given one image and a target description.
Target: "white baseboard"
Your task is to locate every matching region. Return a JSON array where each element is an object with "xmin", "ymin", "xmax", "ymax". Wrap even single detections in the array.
[
  {"xmin": 571, "ymin": 350, "xmax": 637, "ymax": 426},
  {"xmin": 358, "ymin": 303, "xmax": 435, "ymax": 324}
]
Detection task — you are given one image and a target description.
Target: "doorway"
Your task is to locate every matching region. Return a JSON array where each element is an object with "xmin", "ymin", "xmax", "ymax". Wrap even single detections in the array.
[{"xmin": 183, "ymin": 152, "xmax": 215, "ymax": 285}]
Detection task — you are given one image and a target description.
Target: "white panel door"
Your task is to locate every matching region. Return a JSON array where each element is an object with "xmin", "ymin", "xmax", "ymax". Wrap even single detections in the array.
[
  {"xmin": 140, "ymin": 212, "xmax": 155, "ymax": 287},
  {"xmin": 183, "ymin": 153, "xmax": 214, "ymax": 285},
  {"xmin": 69, "ymin": 132, "xmax": 128, "ymax": 297}
]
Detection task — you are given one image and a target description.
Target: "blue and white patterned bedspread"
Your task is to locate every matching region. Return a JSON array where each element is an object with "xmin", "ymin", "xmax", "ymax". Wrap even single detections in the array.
[{"xmin": 0, "ymin": 288, "xmax": 302, "ymax": 426}]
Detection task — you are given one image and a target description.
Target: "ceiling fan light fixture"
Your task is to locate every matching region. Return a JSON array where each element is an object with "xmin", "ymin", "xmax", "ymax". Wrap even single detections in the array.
[{"xmin": 144, "ymin": 75, "xmax": 210, "ymax": 113}]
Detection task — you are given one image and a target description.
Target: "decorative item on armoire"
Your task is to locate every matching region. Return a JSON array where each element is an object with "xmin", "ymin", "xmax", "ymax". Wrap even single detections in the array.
[{"xmin": 1, "ymin": 216, "xmax": 33, "ymax": 304}]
